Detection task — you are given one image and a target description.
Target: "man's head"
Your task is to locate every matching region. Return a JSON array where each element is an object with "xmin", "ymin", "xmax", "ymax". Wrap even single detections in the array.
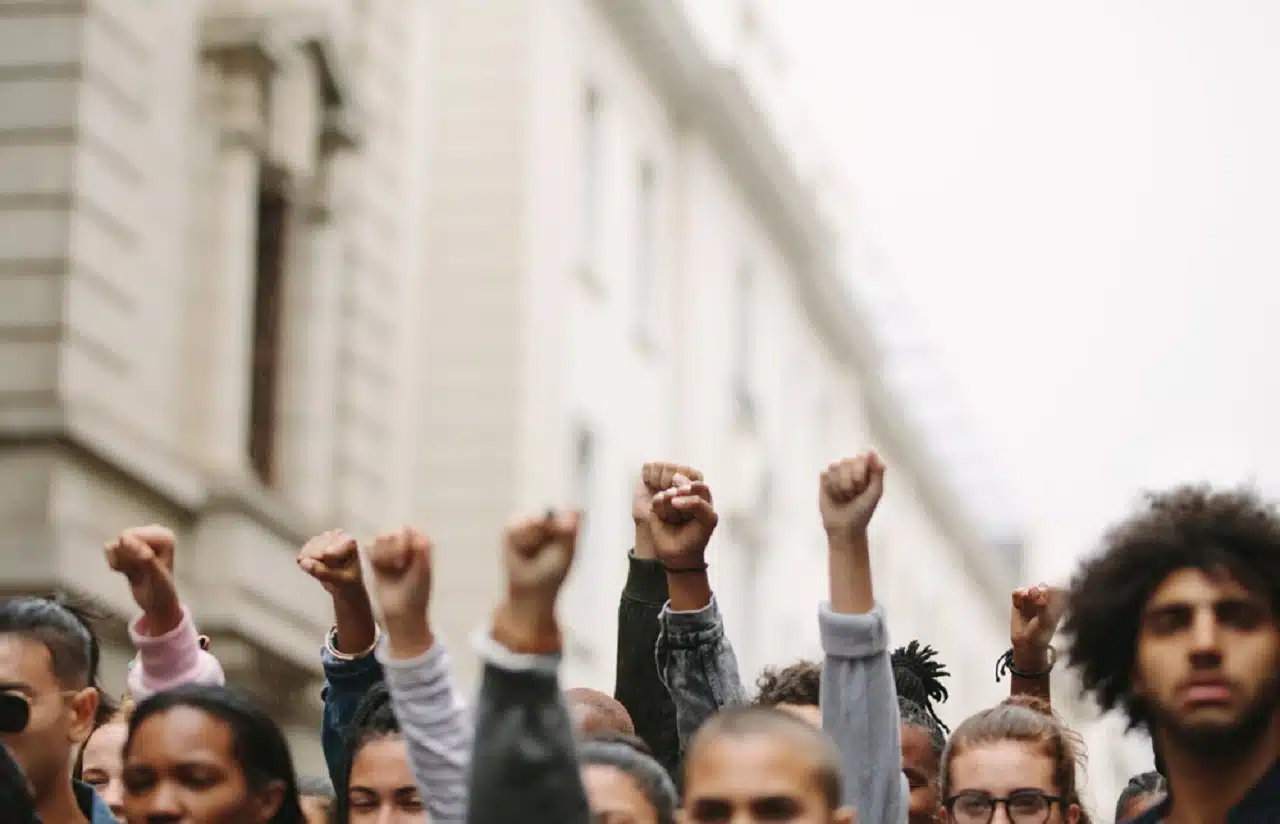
[
  {"xmin": 1063, "ymin": 486, "xmax": 1280, "ymax": 758},
  {"xmin": 0, "ymin": 597, "xmax": 101, "ymax": 800},
  {"xmin": 755, "ymin": 660, "xmax": 822, "ymax": 728},
  {"xmin": 683, "ymin": 705, "xmax": 853, "ymax": 824},
  {"xmin": 566, "ymin": 688, "xmax": 635, "ymax": 738}
]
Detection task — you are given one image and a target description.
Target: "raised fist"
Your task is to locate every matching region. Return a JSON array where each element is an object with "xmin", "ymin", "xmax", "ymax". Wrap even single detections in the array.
[
  {"xmin": 647, "ymin": 480, "xmax": 718, "ymax": 569},
  {"xmin": 296, "ymin": 530, "xmax": 363, "ymax": 597},
  {"xmin": 105, "ymin": 526, "xmax": 180, "ymax": 630},
  {"xmin": 633, "ymin": 462, "xmax": 704, "ymax": 523},
  {"xmin": 366, "ymin": 527, "xmax": 433, "ymax": 627},
  {"xmin": 819, "ymin": 451, "xmax": 886, "ymax": 539},
  {"xmin": 1011, "ymin": 584, "xmax": 1066, "ymax": 653},
  {"xmin": 503, "ymin": 511, "xmax": 580, "ymax": 605}
]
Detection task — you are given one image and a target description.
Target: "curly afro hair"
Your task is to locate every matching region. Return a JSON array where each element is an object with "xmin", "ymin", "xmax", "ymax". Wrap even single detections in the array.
[
  {"xmin": 754, "ymin": 660, "xmax": 821, "ymax": 708},
  {"xmin": 1062, "ymin": 485, "xmax": 1280, "ymax": 731}
]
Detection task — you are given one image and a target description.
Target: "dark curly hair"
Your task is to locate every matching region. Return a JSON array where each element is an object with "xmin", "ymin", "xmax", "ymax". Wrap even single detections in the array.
[
  {"xmin": 1062, "ymin": 485, "xmax": 1280, "ymax": 731},
  {"xmin": 754, "ymin": 660, "xmax": 821, "ymax": 708},
  {"xmin": 893, "ymin": 641, "xmax": 951, "ymax": 766}
]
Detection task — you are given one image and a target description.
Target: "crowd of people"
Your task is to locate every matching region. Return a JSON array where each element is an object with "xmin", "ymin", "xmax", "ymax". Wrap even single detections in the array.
[{"xmin": 0, "ymin": 449, "xmax": 1276, "ymax": 823}]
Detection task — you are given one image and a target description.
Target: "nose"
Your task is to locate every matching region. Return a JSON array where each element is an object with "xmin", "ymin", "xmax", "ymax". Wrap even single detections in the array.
[
  {"xmin": 1189, "ymin": 607, "xmax": 1224, "ymax": 662},
  {"xmin": 102, "ymin": 777, "xmax": 125, "ymax": 816},
  {"xmin": 140, "ymin": 781, "xmax": 185, "ymax": 818}
]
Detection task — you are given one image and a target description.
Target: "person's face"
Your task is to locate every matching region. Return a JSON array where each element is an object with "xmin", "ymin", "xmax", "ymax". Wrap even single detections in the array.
[
  {"xmin": 81, "ymin": 720, "xmax": 128, "ymax": 817},
  {"xmin": 0, "ymin": 634, "xmax": 97, "ymax": 800},
  {"xmin": 942, "ymin": 740, "xmax": 1079, "ymax": 824},
  {"xmin": 581, "ymin": 764, "xmax": 659, "ymax": 824},
  {"xmin": 683, "ymin": 733, "xmax": 854, "ymax": 824},
  {"xmin": 776, "ymin": 704, "xmax": 823, "ymax": 728},
  {"xmin": 300, "ymin": 793, "xmax": 334, "ymax": 824},
  {"xmin": 347, "ymin": 735, "xmax": 425, "ymax": 822},
  {"xmin": 1134, "ymin": 568, "xmax": 1280, "ymax": 755},
  {"xmin": 1118, "ymin": 791, "xmax": 1164, "ymax": 822},
  {"xmin": 901, "ymin": 723, "xmax": 940, "ymax": 824},
  {"xmin": 121, "ymin": 706, "xmax": 284, "ymax": 824}
]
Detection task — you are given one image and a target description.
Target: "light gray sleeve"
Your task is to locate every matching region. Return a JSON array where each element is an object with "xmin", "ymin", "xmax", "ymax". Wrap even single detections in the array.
[
  {"xmin": 376, "ymin": 642, "xmax": 473, "ymax": 824},
  {"xmin": 819, "ymin": 601, "xmax": 908, "ymax": 823}
]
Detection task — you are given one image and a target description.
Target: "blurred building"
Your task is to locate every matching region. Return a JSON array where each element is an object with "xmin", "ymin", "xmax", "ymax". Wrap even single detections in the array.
[{"xmin": 0, "ymin": 0, "xmax": 1019, "ymax": 772}]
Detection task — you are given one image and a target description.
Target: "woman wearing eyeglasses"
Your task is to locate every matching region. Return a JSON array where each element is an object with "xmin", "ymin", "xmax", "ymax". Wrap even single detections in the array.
[{"xmin": 938, "ymin": 696, "xmax": 1088, "ymax": 824}]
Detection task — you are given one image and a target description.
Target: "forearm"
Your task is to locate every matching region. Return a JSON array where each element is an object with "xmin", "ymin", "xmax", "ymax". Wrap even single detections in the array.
[
  {"xmin": 827, "ymin": 532, "xmax": 874, "ymax": 615},
  {"xmin": 379, "ymin": 642, "xmax": 472, "ymax": 823},
  {"xmin": 332, "ymin": 588, "xmax": 378, "ymax": 655},
  {"xmin": 656, "ymin": 596, "xmax": 748, "ymax": 750},
  {"xmin": 615, "ymin": 552, "xmax": 681, "ymax": 777},
  {"xmin": 1009, "ymin": 646, "xmax": 1053, "ymax": 706},
  {"xmin": 467, "ymin": 612, "xmax": 589, "ymax": 824}
]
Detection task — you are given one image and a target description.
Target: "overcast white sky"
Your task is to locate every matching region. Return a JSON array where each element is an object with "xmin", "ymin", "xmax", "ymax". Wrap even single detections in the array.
[{"xmin": 770, "ymin": 2, "xmax": 1280, "ymax": 577}]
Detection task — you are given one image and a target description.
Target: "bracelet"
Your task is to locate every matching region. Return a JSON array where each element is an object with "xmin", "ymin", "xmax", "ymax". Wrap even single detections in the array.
[
  {"xmin": 325, "ymin": 623, "xmax": 382, "ymax": 661},
  {"xmin": 995, "ymin": 646, "xmax": 1056, "ymax": 681},
  {"xmin": 663, "ymin": 563, "xmax": 708, "ymax": 574}
]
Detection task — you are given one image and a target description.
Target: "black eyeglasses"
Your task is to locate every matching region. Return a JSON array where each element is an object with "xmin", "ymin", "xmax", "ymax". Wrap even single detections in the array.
[
  {"xmin": 944, "ymin": 790, "xmax": 1061, "ymax": 824},
  {"xmin": 0, "ymin": 693, "xmax": 30, "ymax": 735}
]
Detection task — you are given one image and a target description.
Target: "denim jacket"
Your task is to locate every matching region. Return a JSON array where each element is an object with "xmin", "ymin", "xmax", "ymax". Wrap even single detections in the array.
[
  {"xmin": 657, "ymin": 597, "xmax": 908, "ymax": 823},
  {"xmin": 320, "ymin": 643, "xmax": 385, "ymax": 788}
]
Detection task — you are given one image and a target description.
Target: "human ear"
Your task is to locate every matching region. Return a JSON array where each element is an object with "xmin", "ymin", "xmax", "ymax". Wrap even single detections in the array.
[
  {"xmin": 67, "ymin": 687, "xmax": 99, "ymax": 745},
  {"xmin": 248, "ymin": 778, "xmax": 286, "ymax": 823},
  {"xmin": 833, "ymin": 805, "xmax": 857, "ymax": 824},
  {"xmin": 1065, "ymin": 802, "xmax": 1081, "ymax": 824}
]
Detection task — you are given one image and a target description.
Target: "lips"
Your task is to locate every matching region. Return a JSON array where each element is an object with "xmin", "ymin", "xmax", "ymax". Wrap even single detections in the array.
[{"xmin": 1181, "ymin": 679, "xmax": 1233, "ymax": 705}]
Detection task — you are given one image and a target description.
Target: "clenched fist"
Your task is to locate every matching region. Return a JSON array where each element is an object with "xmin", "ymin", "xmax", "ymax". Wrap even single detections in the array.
[
  {"xmin": 648, "ymin": 480, "xmax": 718, "ymax": 569},
  {"xmin": 296, "ymin": 530, "xmax": 363, "ymax": 597},
  {"xmin": 632, "ymin": 462, "xmax": 704, "ymax": 559},
  {"xmin": 366, "ymin": 527, "xmax": 434, "ymax": 658},
  {"xmin": 504, "ymin": 511, "xmax": 580, "ymax": 604},
  {"xmin": 105, "ymin": 526, "xmax": 181, "ymax": 635},
  {"xmin": 1011, "ymin": 584, "xmax": 1066, "ymax": 655},
  {"xmin": 819, "ymin": 451, "xmax": 885, "ymax": 541}
]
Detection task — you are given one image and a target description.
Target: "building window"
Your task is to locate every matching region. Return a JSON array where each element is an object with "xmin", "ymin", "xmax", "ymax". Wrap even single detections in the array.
[
  {"xmin": 580, "ymin": 85, "xmax": 603, "ymax": 284},
  {"xmin": 732, "ymin": 262, "xmax": 755, "ymax": 423},
  {"xmin": 573, "ymin": 425, "xmax": 597, "ymax": 547},
  {"xmin": 632, "ymin": 160, "xmax": 656, "ymax": 342},
  {"xmin": 247, "ymin": 176, "xmax": 291, "ymax": 485}
]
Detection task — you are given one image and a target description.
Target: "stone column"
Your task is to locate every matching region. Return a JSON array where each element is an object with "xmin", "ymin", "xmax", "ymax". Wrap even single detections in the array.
[
  {"xmin": 191, "ymin": 41, "xmax": 275, "ymax": 478},
  {"xmin": 275, "ymin": 114, "xmax": 355, "ymax": 521}
]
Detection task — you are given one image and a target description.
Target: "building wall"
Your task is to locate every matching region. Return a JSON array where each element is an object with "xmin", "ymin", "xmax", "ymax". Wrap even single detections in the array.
[{"xmin": 0, "ymin": 0, "xmax": 1020, "ymax": 781}]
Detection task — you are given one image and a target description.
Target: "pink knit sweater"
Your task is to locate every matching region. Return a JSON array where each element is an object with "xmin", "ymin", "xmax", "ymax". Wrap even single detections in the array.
[{"xmin": 126, "ymin": 606, "xmax": 225, "ymax": 701}]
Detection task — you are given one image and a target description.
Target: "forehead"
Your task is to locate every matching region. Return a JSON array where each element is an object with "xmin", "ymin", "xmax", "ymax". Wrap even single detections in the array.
[
  {"xmin": 1146, "ymin": 568, "xmax": 1263, "ymax": 609},
  {"xmin": 949, "ymin": 740, "xmax": 1056, "ymax": 795},
  {"xmin": 0, "ymin": 634, "xmax": 57, "ymax": 689},
  {"xmin": 349, "ymin": 735, "xmax": 415, "ymax": 788},
  {"xmin": 686, "ymin": 733, "xmax": 825, "ymax": 797},
  {"xmin": 129, "ymin": 706, "xmax": 234, "ymax": 760}
]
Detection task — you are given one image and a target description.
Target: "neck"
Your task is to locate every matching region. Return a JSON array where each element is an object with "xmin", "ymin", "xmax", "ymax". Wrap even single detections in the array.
[
  {"xmin": 36, "ymin": 768, "xmax": 88, "ymax": 824},
  {"xmin": 1160, "ymin": 714, "xmax": 1280, "ymax": 824}
]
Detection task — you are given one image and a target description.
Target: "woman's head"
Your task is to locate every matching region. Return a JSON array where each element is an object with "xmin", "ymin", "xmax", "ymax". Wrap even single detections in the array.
[
  {"xmin": 579, "ymin": 736, "xmax": 678, "ymax": 824},
  {"xmin": 893, "ymin": 641, "xmax": 951, "ymax": 824},
  {"xmin": 79, "ymin": 697, "xmax": 134, "ymax": 817},
  {"xmin": 121, "ymin": 684, "xmax": 303, "ymax": 824},
  {"xmin": 336, "ymin": 682, "xmax": 421, "ymax": 823},
  {"xmin": 940, "ymin": 697, "xmax": 1084, "ymax": 824},
  {"xmin": 1114, "ymin": 772, "xmax": 1165, "ymax": 822}
]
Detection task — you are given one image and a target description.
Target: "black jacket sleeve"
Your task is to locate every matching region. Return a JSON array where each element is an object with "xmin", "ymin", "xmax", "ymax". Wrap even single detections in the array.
[
  {"xmin": 466, "ymin": 660, "xmax": 589, "ymax": 824},
  {"xmin": 614, "ymin": 551, "xmax": 681, "ymax": 783}
]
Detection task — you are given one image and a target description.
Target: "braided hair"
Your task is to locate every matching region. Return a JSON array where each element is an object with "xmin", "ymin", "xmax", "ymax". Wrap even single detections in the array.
[
  {"xmin": 334, "ymin": 682, "xmax": 401, "ymax": 823},
  {"xmin": 892, "ymin": 641, "xmax": 951, "ymax": 758}
]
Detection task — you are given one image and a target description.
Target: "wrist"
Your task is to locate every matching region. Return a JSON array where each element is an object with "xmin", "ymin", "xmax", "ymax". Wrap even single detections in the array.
[
  {"xmin": 665, "ymin": 568, "xmax": 712, "ymax": 612},
  {"xmin": 1011, "ymin": 644, "xmax": 1052, "ymax": 673},
  {"xmin": 492, "ymin": 600, "xmax": 561, "ymax": 655},
  {"xmin": 385, "ymin": 622, "xmax": 435, "ymax": 660},
  {"xmin": 142, "ymin": 599, "xmax": 184, "ymax": 637},
  {"xmin": 825, "ymin": 528, "xmax": 870, "ymax": 554},
  {"xmin": 330, "ymin": 583, "xmax": 372, "ymax": 610},
  {"xmin": 633, "ymin": 523, "xmax": 657, "ymax": 560}
]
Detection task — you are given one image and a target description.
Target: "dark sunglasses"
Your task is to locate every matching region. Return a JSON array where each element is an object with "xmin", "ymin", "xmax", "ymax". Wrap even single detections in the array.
[{"xmin": 0, "ymin": 694, "xmax": 29, "ymax": 735}]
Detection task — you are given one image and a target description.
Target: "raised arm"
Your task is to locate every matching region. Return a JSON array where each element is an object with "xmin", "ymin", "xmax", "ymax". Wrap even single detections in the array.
[
  {"xmin": 817, "ymin": 452, "xmax": 908, "ymax": 824},
  {"xmin": 105, "ymin": 525, "xmax": 225, "ymax": 701},
  {"xmin": 296, "ymin": 530, "xmax": 384, "ymax": 788},
  {"xmin": 366, "ymin": 526, "xmax": 472, "ymax": 824},
  {"xmin": 1004, "ymin": 584, "xmax": 1065, "ymax": 706},
  {"xmin": 651, "ymin": 474, "xmax": 749, "ymax": 750},
  {"xmin": 467, "ymin": 510, "xmax": 590, "ymax": 824},
  {"xmin": 616, "ymin": 462, "xmax": 705, "ymax": 777}
]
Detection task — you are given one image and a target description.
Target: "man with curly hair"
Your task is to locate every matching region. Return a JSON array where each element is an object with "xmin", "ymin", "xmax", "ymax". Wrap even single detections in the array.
[{"xmin": 1062, "ymin": 486, "xmax": 1280, "ymax": 823}]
